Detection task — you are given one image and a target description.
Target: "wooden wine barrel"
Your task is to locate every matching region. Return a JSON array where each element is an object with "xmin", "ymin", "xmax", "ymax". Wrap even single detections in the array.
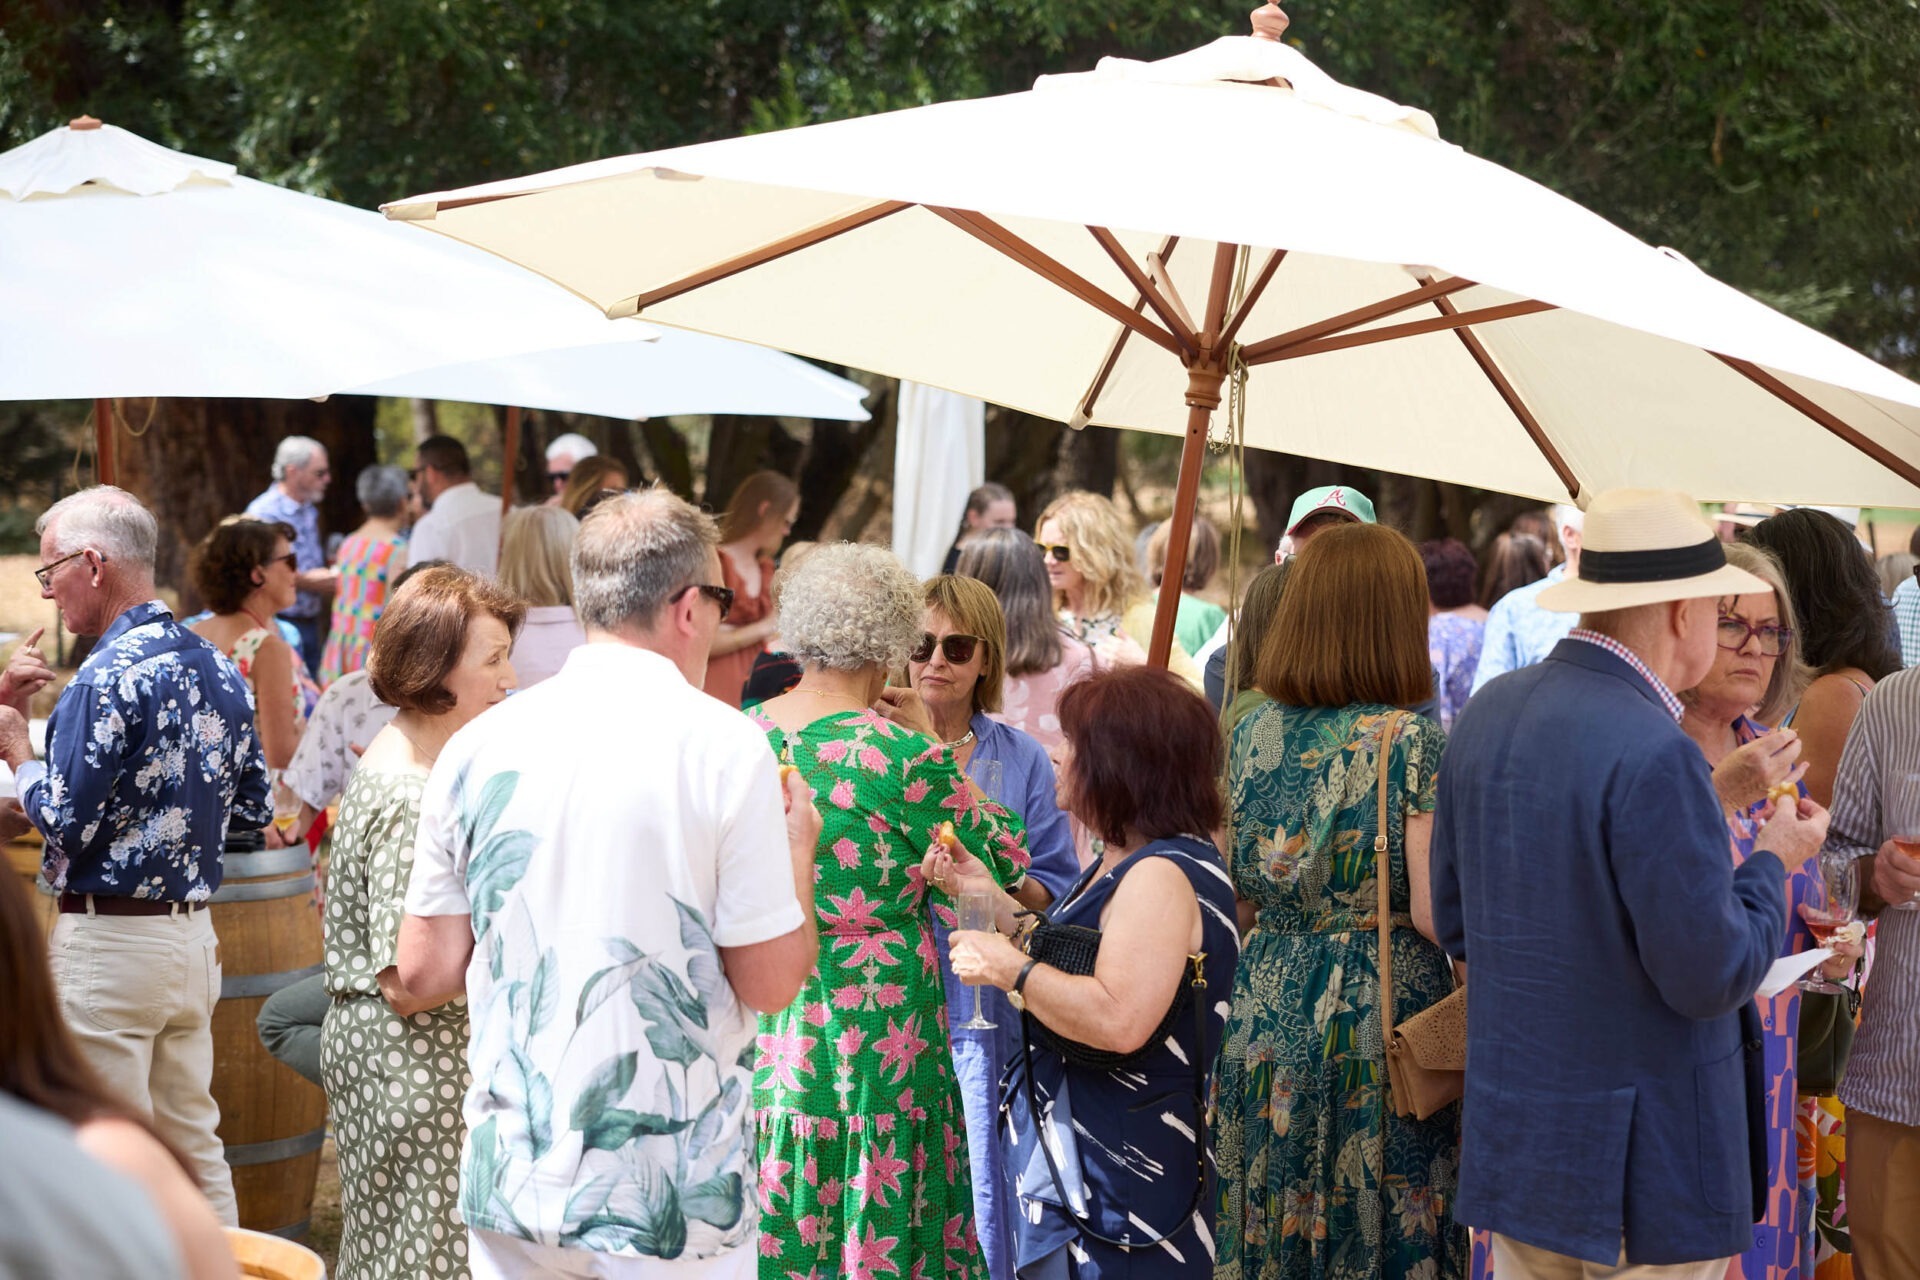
[
  {"xmin": 6, "ymin": 833, "xmax": 56, "ymax": 934},
  {"xmin": 209, "ymin": 844, "xmax": 327, "ymax": 1240}
]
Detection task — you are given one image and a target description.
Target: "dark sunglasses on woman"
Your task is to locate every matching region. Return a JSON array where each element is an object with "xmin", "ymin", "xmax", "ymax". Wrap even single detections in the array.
[
  {"xmin": 910, "ymin": 632, "xmax": 982, "ymax": 665},
  {"xmin": 1036, "ymin": 542, "xmax": 1071, "ymax": 563}
]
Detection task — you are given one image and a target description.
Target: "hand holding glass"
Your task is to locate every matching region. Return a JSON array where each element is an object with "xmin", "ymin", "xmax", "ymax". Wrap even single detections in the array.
[
  {"xmin": 1884, "ymin": 770, "xmax": 1920, "ymax": 912},
  {"xmin": 1799, "ymin": 850, "xmax": 1858, "ymax": 994},
  {"xmin": 956, "ymin": 890, "xmax": 999, "ymax": 1030}
]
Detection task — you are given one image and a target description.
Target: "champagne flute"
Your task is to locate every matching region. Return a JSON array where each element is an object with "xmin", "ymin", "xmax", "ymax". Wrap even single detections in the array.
[
  {"xmin": 271, "ymin": 777, "xmax": 302, "ymax": 845},
  {"xmin": 1884, "ymin": 769, "xmax": 1920, "ymax": 912},
  {"xmin": 1799, "ymin": 850, "xmax": 1859, "ymax": 994},
  {"xmin": 956, "ymin": 890, "xmax": 999, "ymax": 1031},
  {"xmin": 970, "ymin": 757, "xmax": 1004, "ymax": 808}
]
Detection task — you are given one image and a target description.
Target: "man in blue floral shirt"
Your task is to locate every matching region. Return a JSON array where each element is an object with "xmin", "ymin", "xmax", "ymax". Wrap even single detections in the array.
[{"xmin": 0, "ymin": 486, "xmax": 270, "ymax": 1224}]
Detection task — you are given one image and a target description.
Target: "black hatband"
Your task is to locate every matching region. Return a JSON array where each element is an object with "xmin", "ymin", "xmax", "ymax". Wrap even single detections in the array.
[{"xmin": 1579, "ymin": 539, "xmax": 1726, "ymax": 584}]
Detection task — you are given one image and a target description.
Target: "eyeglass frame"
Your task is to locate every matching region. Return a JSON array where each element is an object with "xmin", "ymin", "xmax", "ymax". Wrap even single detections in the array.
[
  {"xmin": 1035, "ymin": 542, "xmax": 1071, "ymax": 564},
  {"xmin": 35, "ymin": 548, "xmax": 102, "ymax": 591},
  {"xmin": 670, "ymin": 581, "xmax": 736, "ymax": 622},
  {"xmin": 910, "ymin": 632, "xmax": 984, "ymax": 666},
  {"xmin": 1715, "ymin": 613, "xmax": 1794, "ymax": 657},
  {"xmin": 266, "ymin": 552, "xmax": 299, "ymax": 573},
  {"xmin": 548, "ymin": 470, "xmax": 572, "ymax": 487}
]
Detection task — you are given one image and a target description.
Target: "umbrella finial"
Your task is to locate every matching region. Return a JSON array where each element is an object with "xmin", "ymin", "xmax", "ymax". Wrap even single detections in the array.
[
  {"xmin": 1250, "ymin": 4, "xmax": 1290, "ymax": 41},
  {"xmin": 67, "ymin": 115, "xmax": 103, "ymax": 131}
]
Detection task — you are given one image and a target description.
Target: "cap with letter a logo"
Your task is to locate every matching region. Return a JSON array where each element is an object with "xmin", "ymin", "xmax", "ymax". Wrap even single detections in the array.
[{"xmin": 1284, "ymin": 484, "xmax": 1377, "ymax": 536}]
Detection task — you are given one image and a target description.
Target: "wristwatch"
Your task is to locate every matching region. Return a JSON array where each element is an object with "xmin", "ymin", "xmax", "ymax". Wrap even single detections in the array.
[{"xmin": 1007, "ymin": 959, "xmax": 1040, "ymax": 1012}]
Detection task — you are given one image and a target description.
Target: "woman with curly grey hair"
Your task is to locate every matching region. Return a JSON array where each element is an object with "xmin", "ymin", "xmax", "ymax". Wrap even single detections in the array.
[{"xmin": 749, "ymin": 542, "xmax": 1032, "ymax": 1280}]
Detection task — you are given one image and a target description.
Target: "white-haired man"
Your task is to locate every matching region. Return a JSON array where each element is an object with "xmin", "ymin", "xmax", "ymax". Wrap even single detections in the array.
[
  {"xmin": 545, "ymin": 432, "xmax": 599, "ymax": 503},
  {"xmin": 0, "ymin": 486, "xmax": 272, "ymax": 1224},
  {"xmin": 399, "ymin": 488, "xmax": 820, "ymax": 1276},
  {"xmin": 1470, "ymin": 502, "xmax": 1584, "ymax": 693},
  {"xmin": 246, "ymin": 434, "xmax": 338, "ymax": 675}
]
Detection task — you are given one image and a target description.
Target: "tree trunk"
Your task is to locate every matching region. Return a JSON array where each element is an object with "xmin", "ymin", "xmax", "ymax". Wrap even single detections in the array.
[
  {"xmin": 409, "ymin": 397, "xmax": 439, "ymax": 444},
  {"xmin": 794, "ymin": 413, "xmax": 887, "ymax": 544},
  {"xmin": 637, "ymin": 420, "xmax": 696, "ymax": 500},
  {"xmin": 703, "ymin": 414, "xmax": 805, "ymax": 511},
  {"xmin": 1054, "ymin": 424, "xmax": 1120, "ymax": 498},
  {"xmin": 115, "ymin": 395, "xmax": 379, "ymax": 605},
  {"xmin": 982, "ymin": 407, "xmax": 1067, "ymax": 533}
]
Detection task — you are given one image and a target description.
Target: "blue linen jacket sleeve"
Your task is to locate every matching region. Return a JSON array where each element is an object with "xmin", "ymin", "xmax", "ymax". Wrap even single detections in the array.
[
  {"xmin": 1609, "ymin": 734, "xmax": 1787, "ymax": 1021},
  {"xmin": 20, "ymin": 680, "xmax": 124, "ymax": 863},
  {"xmin": 1430, "ymin": 767, "xmax": 1466, "ymax": 963}
]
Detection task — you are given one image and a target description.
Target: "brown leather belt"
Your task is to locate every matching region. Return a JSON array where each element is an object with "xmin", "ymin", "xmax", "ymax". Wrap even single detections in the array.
[{"xmin": 58, "ymin": 892, "xmax": 203, "ymax": 917}]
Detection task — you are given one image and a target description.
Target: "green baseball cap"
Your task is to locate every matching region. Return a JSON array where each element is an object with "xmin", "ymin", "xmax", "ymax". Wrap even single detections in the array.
[{"xmin": 1285, "ymin": 484, "xmax": 1376, "ymax": 535}]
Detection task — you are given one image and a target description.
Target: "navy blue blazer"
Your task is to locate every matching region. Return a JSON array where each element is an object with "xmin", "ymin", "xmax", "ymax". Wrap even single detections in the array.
[{"xmin": 1430, "ymin": 639, "xmax": 1787, "ymax": 1266}]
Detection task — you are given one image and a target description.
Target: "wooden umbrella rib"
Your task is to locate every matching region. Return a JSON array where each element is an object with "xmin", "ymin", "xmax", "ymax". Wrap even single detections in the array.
[
  {"xmin": 623, "ymin": 199, "xmax": 913, "ymax": 313},
  {"xmin": 1239, "ymin": 274, "xmax": 1479, "ymax": 363},
  {"xmin": 1218, "ymin": 249, "xmax": 1287, "ymax": 352},
  {"xmin": 927, "ymin": 207, "xmax": 1184, "ymax": 358},
  {"xmin": 1087, "ymin": 227, "xmax": 1197, "ymax": 357},
  {"xmin": 1714, "ymin": 354, "xmax": 1920, "ymax": 490},
  {"xmin": 1075, "ymin": 237, "xmax": 1180, "ymax": 426},
  {"xmin": 1427, "ymin": 290, "xmax": 1580, "ymax": 499},
  {"xmin": 1243, "ymin": 298, "xmax": 1556, "ymax": 365}
]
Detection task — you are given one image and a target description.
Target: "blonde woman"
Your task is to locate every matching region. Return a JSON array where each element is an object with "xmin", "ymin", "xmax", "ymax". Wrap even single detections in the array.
[
  {"xmin": 1035, "ymin": 490, "xmax": 1202, "ymax": 688},
  {"xmin": 499, "ymin": 504, "xmax": 582, "ymax": 687}
]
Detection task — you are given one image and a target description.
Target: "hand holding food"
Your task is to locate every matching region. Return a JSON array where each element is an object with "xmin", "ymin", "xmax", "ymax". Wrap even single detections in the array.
[
  {"xmin": 920, "ymin": 821, "xmax": 993, "ymax": 899},
  {"xmin": 1754, "ymin": 793, "xmax": 1829, "ymax": 872},
  {"xmin": 1713, "ymin": 728, "xmax": 1803, "ymax": 812}
]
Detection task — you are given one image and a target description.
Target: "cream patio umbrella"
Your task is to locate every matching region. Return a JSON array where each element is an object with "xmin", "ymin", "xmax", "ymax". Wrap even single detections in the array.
[{"xmin": 385, "ymin": 18, "xmax": 1920, "ymax": 664}]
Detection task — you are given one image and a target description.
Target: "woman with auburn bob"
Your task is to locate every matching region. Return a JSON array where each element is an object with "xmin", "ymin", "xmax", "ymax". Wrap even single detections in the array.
[
  {"xmin": 1214, "ymin": 521, "xmax": 1465, "ymax": 1280},
  {"xmin": 320, "ymin": 565, "xmax": 523, "ymax": 1280},
  {"xmin": 932, "ymin": 665, "xmax": 1239, "ymax": 1278}
]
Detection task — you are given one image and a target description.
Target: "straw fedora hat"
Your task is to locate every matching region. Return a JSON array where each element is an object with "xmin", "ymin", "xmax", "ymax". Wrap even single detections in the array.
[{"xmin": 1537, "ymin": 488, "xmax": 1769, "ymax": 613}]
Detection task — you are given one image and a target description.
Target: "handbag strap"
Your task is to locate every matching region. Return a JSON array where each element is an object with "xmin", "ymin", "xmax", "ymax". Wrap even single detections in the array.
[{"xmin": 1374, "ymin": 711, "xmax": 1409, "ymax": 1052}]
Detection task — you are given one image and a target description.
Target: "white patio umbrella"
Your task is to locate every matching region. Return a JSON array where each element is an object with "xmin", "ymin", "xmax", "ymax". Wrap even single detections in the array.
[
  {"xmin": 341, "ymin": 326, "xmax": 869, "ymax": 422},
  {"xmin": 0, "ymin": 118, "xmax": 867, "ymax": 482},
  {"xmin": 385, "ymin": 24, "xmax": 1920, "ymax": 661}
]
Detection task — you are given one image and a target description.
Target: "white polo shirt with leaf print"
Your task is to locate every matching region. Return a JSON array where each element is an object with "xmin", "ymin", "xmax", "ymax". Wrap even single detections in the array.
[{"xmin": 406, "ymin": 643, "xmax": 804, "ymax": 1261}]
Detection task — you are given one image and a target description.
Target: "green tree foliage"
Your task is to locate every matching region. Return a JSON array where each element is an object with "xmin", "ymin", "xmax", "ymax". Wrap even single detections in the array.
[{"xmin": 3, "ymin": 1, "xmax": 1915, "ymax": 540}]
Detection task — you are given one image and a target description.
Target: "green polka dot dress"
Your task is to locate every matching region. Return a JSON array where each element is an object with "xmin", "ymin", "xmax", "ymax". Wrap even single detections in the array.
[{"xmin": 320, "ymin": 767, "xmax": 472, "ymax": 1280}]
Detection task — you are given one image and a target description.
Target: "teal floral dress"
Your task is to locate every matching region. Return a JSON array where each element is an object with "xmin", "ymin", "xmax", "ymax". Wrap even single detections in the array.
[
  {"xmin": 749, "ymin": 708, "xmax": 1029, "ymax": 1280},
  {"xmin": 1213, "ymin": 703, "xmax": 1465, "ymax": 1280}
]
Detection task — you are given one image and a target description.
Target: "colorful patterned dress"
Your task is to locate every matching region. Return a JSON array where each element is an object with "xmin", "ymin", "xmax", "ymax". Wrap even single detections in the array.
[
  {"xmin": 750, "ymin": 708, "xmax": 1028, "ymax": 1280},
  {"xmin": 320, "ymin": 530, "xmax": 406, "ymax": 687},
  {"xmin": 1214, "ymin": 703, "xmax": 1465, "ymax": 1280}
]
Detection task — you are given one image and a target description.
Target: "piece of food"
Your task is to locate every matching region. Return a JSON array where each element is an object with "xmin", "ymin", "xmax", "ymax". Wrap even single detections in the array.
[
  {"xmin": 1767, "ymin": 781, "xmax": 1798, "ymax": 805},
  {"xmin": 938, "ymin": 821, "xmax": 956, "ymax": 845},
  {"xmin": 780, "ymin": 764, "xmax": 797, "ymax": 785}
]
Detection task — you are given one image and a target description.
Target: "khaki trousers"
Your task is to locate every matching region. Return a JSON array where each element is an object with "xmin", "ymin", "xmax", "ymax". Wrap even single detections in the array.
[
  {"xmin": 1847, "ymin": 1108, "xmax": 1920, "ymax": 1280},
  {"xmin": 48, "ymin": 908, "xmax": 238, "ymax": 1225},
  {"xmin": 1491, "ymin": 1234, "xmax": 1730, "ymax": 1280}
]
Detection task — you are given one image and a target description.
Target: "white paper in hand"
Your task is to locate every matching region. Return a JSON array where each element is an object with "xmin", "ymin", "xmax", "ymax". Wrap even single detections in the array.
[{"xmin": 1758, "ymin": 949, "xmax": 1834, "ymax": 999}]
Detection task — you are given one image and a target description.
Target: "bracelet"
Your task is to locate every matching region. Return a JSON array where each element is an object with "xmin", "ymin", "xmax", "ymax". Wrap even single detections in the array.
[{"xmin": 1012, "ymin": 958, "xmax": 1039, "ymax": 994}]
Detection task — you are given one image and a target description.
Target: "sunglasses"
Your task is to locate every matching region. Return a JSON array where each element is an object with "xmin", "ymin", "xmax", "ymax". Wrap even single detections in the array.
[
  {"xmin": 34, "ymin": 548, "xmax": 99, "ymax": 590},
  {"xmin": 267, "ymin": 552, "xmax": 298, "ymax": 572},
  {"xmin": 549, "ymin": 471, "xmax": 571, "ymax": 486},
  {"xmin": 671, "ymin": 581, "xmax": 736, "ymax": 622},
  {"xmin": 1035, "ymin": 542, "xmax": 1071, "ymax": 564},
  {"xmin": 910, "ymin": 632, "xmax": 983, "ymax": 665}
]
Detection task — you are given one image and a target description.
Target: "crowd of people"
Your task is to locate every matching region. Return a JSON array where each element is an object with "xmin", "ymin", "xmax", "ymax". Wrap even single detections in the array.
[{"xmin": 0, "ymin": 447, "xmax": 1915, "ymax": 1280}]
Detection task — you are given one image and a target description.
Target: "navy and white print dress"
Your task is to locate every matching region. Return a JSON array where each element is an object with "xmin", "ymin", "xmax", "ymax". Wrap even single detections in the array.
[{"xmin": 1002, "ymin": 834, "xmax": 1240, "ymax": 1279}]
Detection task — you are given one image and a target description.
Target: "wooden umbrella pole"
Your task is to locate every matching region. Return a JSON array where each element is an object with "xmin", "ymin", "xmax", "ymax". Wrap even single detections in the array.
[
  {"xmin": 93, "ymin": 397, "xmax": 116, "ymax": 486},
  {"xmin": 1147, "ymin": 241, "xmax": 1241, "ymax": 668}
]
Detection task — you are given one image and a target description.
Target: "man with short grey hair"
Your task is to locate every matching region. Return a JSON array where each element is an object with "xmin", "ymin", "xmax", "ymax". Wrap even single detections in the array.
[
  {"xmin": 246, "ymin": 434, "xmax": 338, "ymax": 675},
  {"xmin": 0, "ymin": 485, "xmax": 271, "ymax": 1224},
  {"xmin": 544, "ymin": 431, "xmax": 599, "ymax": 502},
  {"xmin": 399, "ymin": 487, "xmax": 821, "ymax": 1276}
]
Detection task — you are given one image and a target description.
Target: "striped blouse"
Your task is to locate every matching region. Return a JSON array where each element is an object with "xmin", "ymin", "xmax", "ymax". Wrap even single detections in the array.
[{"xmin": 1823, "ymin": 665, "xmax": 1920, "ymax": 1127}]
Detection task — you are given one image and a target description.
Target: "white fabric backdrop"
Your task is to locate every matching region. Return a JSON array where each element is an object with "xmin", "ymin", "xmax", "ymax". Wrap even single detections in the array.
[{"xmin": 892, "ymin": 382, "xmax": 984, "ymax": 579}]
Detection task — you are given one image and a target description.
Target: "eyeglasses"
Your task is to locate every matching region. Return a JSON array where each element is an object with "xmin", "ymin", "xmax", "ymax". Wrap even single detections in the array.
[
  {"xmin": 267, "ymin": 552, "xmax": 298, "ymax": 572},
  {"xmin": 1036, "ymin": 542, "xmax": 1071, "ymax": 564},
  {"xmin": 910, "ymin": 632, "xmax": 983, "ymax": 665},
  {"xmin": 1717, "ymin": 615, "xmax": 1793, "ymax": 657},
  {"xmin": 34, "ymin": 548, "xmax": 98, "ymax": 590},
  {"xmin": 549, "ymin": 471, "xmax": 570, "ymax": 486},
  {"xmin": 671, "ymin": 582, "xmax": 735, "ymax": 622}
]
